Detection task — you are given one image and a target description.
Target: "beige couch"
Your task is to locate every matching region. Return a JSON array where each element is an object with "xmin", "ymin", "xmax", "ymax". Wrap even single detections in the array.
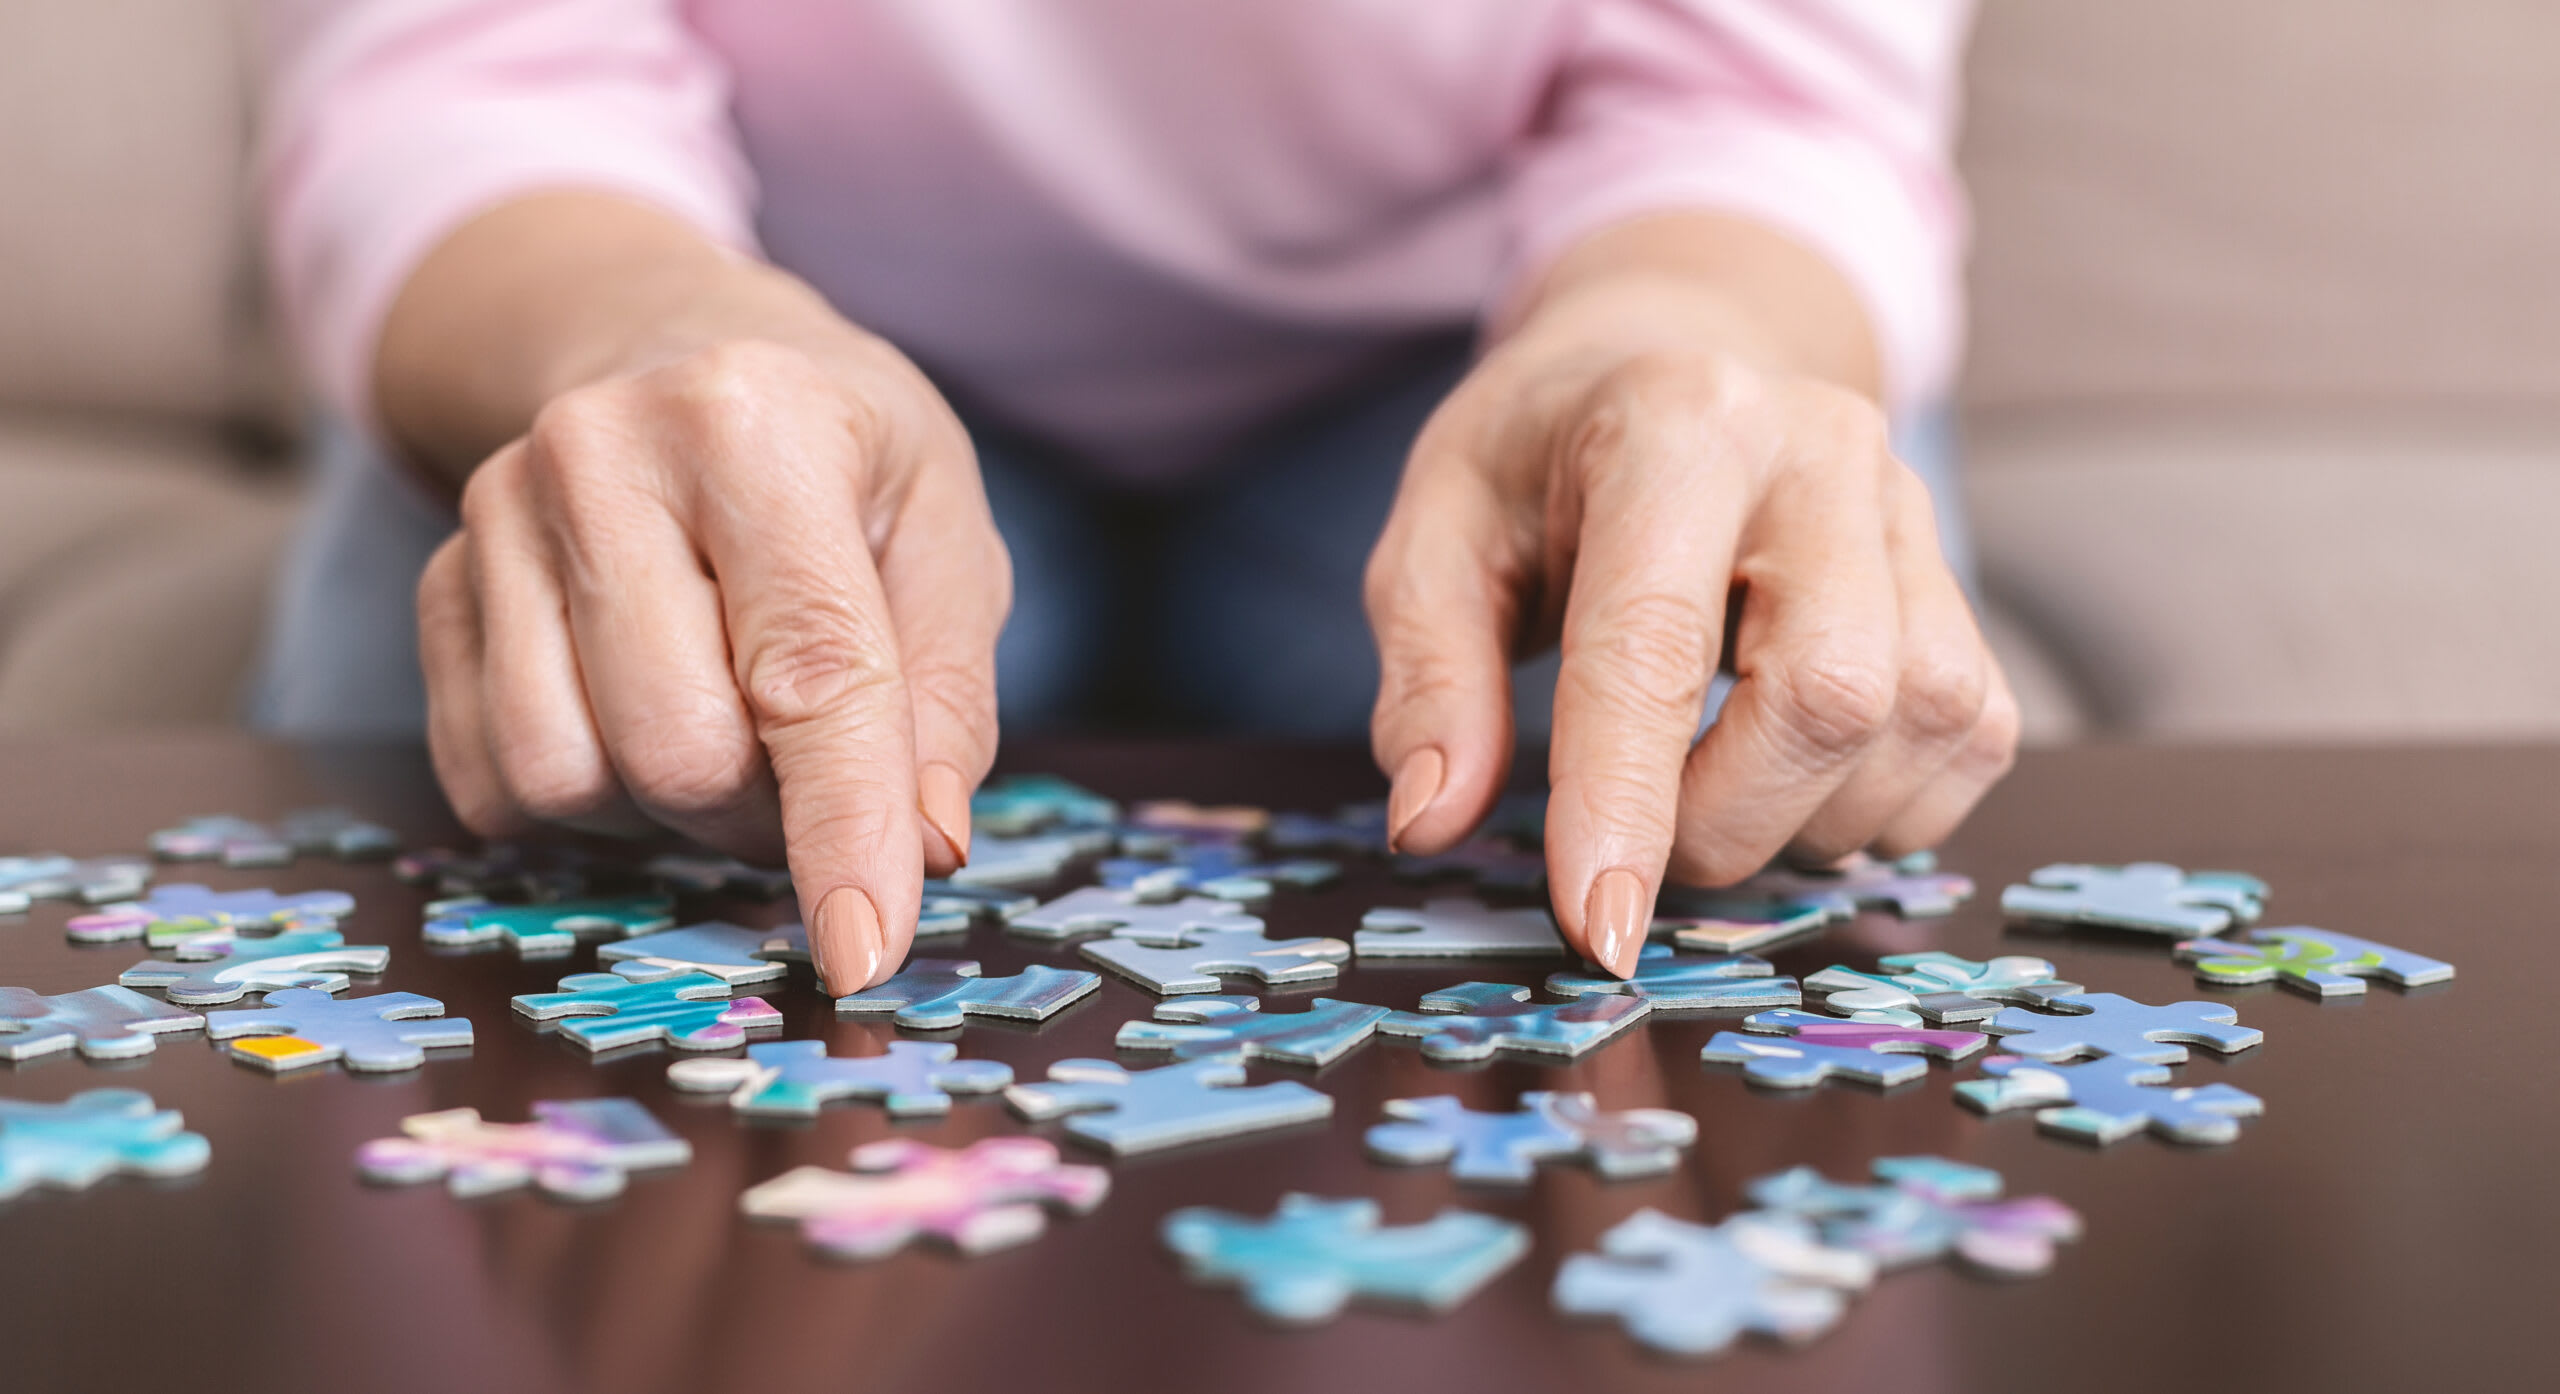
[{"xmin": 4, "ymin": 1, "xmax": 2554, "ymax": 740}]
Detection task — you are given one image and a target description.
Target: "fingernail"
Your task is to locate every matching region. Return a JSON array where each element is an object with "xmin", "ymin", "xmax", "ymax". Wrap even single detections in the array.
[
  {"xmin": 814, "ymin": 886, "xmax": 884, "ymax": 994},
  {"xmin": 1584, "ymin": 868, "xmax": 1650, "ymax": 978},
  {"xmin": 1385, "ymin": 747, "xmax": 1446, "ymax": 853},
  {"xmin": 918, "ymin": 762, "xmax": 972, "ymax": 869}
]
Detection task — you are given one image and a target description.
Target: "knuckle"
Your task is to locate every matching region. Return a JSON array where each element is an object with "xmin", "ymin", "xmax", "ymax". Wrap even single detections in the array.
[
  {"xmin": 497, "ymin": 744, "xmax": 618, "ymax": 824},
  {"xmin": 1765, "ymin": 647, "xmax": 1896, "ymax": 761},
  {"xmin": 1568, "ymin": 592, "xmax": 1715, "ymax": 720},
  {"xmin": 527, "ymin": 385, "xmax": 637, "ymax": 467},
  {"xmin": 1964, "ymin": 683, "xmax": 2025, "ymax": 779},
  {"xmin": 1895, "ymin": 646, "xmax": 1989, "ymax": 745},
  {"xmin": 737, "ymin": 611, "xmax": 903, "ymax": 734},
  {"xmin": 618, "ymin": 719, "xmax": 764, "ymax": 817}
]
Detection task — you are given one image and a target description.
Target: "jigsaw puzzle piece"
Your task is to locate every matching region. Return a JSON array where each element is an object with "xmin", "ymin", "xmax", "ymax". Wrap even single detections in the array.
[
  {"xmin": 1553, "ymin": 1210, "xmax": 1874, "ymax": 1357},
  {"xmin": 1746, "ymin": 1156, "xmax": 2082, "ymax": 1277},
  {"xmin": 1114, "ymin": 995, "xmax": 1390, "ymax": 1066},
  {"xmin": 2174, "ymin": 926, "xmax": 2454, "ymax": 997},
  {"xmin": 668, "ymin": 1039, "xmax": 1013, "ymax": 1117},
  {"xmin": 1164, "ymin": 1193, "xmax": 1528, "ymax": 1324},
  {"xmin": 118, "ymin": 927, "xmax": 391, "ymax": 1005},
  {"xmin": 0, "ymin": 1089, "xmax": 211, "ymax": 1199},
  {"xmin": 1097, "ymin": 840, "xmax": 1340, "ymax": 904},
  {"xmin": 1731, "ymin": 851, "xmax": 1975, "ymax": 918},
  {"xmin": 1983, "ymin": 991, "xmax": 2261, "ymax": 1064},
  {"xmin": 1367, "ymin": 1091, "xmax": 1696, "ymax": 1183},
  {"xmin": 1957, "ymin": 1055, "xmax": 2264, "ymax": 1144},
  {"xmin": 1008, "ymin": 886, "xmax": 1265, "ymax": 941},
  {"xmin": 65, "ymin": 883, "xmax": 356, "ymax": 945},
  {"xmin": 1545, "ymin": 944, "xmax": 1799, "ymax": 1011},
  {"xmin": 0, "ymin": 985, "xmax": 205, "ymax": 1060},
  {"xmin": 422, "ymin": 893, "xmax": 675, "ymax": 955},
  {"xmin": 835, "ymin": 959, "xmax": 1099, "ymax": 1030},
  {"xmin": 203, "ymin": 987, "xmax": 472, "ymax": 1073},
  {"xmin": 512, "ymin": 971, "xmax": 782, "ymax": 1052},
  {"xmin": 1006, "ymin": 1056, "xmax": 1332, "ymax": 1154},
  {"xmin": 2002, "ymin": 862, "xmax": 2267, "ymax": 936},
  {"xmin": 1379, "ymin": 982, "xmax": 1652, "ymax": 1062},
  {"xmin": 149, "ymin": 814, "xmax": 291, "ymax": 867},
  {"xmin": 921, "ymin": 880, "xmax": 1039, "ymax": 933},
  {"xmin": 971, "ymin": 774, "xmax": 1119, "ymax": 836},
  {"xmin": 1354, "ymin": 898, "xmax": 1568, "ymax": 959},
  {"xmin": 0, "ymin": 854, "xmax": 151, "ymax": 913},
  {"xmin": 1080, "ymin": 925, "xmax": 1349, "ymax": 995},
  {"xmin": 745, "ymin": 1137, "xmax": 1109, "ymax": 1260},
  {"xmin": 597, "ymin": 922, "xmax": 791, "ymax": 985},
  {"xmin": 357, "ymin": 1098, "xmax": 691, "ymax": 1200},
  {"xmin": 1702, "ymin": 1010, "xmax": 1985, "ymax": 1088},
  {"xmin": 1804, "ymin": 951, "xmax": 2080, "ymax": 1026}
]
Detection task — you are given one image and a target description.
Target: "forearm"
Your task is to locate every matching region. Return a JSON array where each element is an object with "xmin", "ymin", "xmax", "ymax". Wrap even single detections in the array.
[
  {"xmin": 1494, "ymin": 211, "xmax": 1883, "ymax": 402},
  {"xmin": 375, "ymin": 191, "xmax": 859, "ymax": 486}
]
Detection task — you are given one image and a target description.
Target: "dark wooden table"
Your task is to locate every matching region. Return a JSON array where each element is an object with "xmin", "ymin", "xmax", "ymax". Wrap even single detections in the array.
[{"xmin": 1, "ymin": 736, "xmax": 2551, "ymax": 1394}]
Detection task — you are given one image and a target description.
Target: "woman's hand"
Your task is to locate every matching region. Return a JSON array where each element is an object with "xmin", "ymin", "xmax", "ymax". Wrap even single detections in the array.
[
  {"xmin": 1366, "ymin": 215, "xmax": 2018, "ymax": 977},
  {"xmin": 394, "ymin": 197, "xmax": 1007, "ymax": 994}
]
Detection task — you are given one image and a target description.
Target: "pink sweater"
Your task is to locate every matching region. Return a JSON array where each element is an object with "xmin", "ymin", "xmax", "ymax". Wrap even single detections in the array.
[{"xmin": 262, "ymin": 0, "xmax": 1970, "ymax": 478}]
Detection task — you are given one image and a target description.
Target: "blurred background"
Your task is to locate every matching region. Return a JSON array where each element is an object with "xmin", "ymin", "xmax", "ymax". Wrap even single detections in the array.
[{"xmin": 1, "ymin": 0, "xmax": 2554, "ymax": 744}]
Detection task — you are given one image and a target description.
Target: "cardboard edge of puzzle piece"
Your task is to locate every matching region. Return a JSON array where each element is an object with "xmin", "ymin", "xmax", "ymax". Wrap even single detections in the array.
[{"xmin": 2172, "ymin": 925, "xmax": 2455, "ymax": 997}]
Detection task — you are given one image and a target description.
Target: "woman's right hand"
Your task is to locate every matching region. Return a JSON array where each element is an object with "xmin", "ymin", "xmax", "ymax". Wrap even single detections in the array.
[{"xmin": 404, "ymin": 212, "xmax": 1009, "ymax": 994}]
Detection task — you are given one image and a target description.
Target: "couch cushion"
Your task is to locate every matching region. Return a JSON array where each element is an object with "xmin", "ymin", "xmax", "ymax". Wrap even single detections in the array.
[
  {"xmin": 1960, "ymin": 1, "xmax": 2560, "ymax": 409},
  {"xmin": 1966, "ymin": 407, "xmax": 2560, "ymax": 739},
  {"xmin": 0, "ymin": 413, "xmax": 298, "ymax": 726},
  {"xmin": 0, "ymin": 1, "xmax": 276, "ymax": 424}
]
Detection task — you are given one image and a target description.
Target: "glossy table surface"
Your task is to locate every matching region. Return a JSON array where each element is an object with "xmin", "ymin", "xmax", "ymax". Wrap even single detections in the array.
[{"xmin": 1, "ymin": 735, "xmax": 2552, "ymax": 1394}]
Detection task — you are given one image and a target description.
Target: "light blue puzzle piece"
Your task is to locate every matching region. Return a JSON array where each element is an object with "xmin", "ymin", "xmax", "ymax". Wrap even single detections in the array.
[
  {"xmin": 1703, "ymin": 1011, "xmax": 1985, "ymax": 1089},
  {"xmin": 2174, "ymin": 926, "xmax": 2454, "ymax": 997},
  {"xmin": 922, "ymin": 880, "xmax": 1040, "ymax": 933},
  {"xmin": 1804, "ymin": 951, "xmax": 2078, "ymax": 1025},
  {"xmin": 971, "ymin": 774, "xmax": 1119, "ymax": 836},
  {"xmin": 836, "ymin": 958, "xmax": 1100, "ymax": 1030},
  {"xmin": 1731, "ymin": 851, "xmax": 1974, "ymax": 918},
  {"xmin": 1009, "ymin": 886, "xmax": 1265, "ymax": 941},
  {"xmin": 598, "ymin": 922, "xmax": 790, "ymax": 985},
  {"xmin": 512, "ymin": 971, "xmax": 782, "ymax": 1052},
  {"xmin": 1553, "ymin": 1210, "xmax": 1874, "ymax": 1357},
  {"xmin": 949, "ymin": 831, "xmax": 1113, "ymax": 888},
  {"xmin": 1746, "ymin": 1156, "xmax": 2082, "ymax": 1276},
  {"xmin": 1957, "ymin": 1054, "xmax": 2264, "ymax": 1144},
  {"xmin": 0, "ymin": 855, "xmax": 150, "ymax": 913},
  {"xmin": 1080, "ymin": 925, "xmax": 1349, "ymax": 995},
  {"xmin": 2002, "ymin": 862, "xmax": 2267, "ymax": 936},
  {"xmin": 1114, "ymin": 995, "xmax": 1390, "ymax": 1066},
  {"xmin": 1366, "ymin": 1092, "xmax": 1696, "ymax": 1183},
  {"xmin": 1379, "ymin": 982, "xmax": 1651, "ymax": 1062},
  {"xmin": 1098, "ymin": 842, "xmax": 1340, "ymax": 903},
  {"xmin": 1164, "ymin": 1193, "xmax": 1528, "ymax": 1324},
  {"xmin": 1983, "ymin": 991, "xmax": 2261, "ymax": 1064},
  {"xmin": 667, "ymin": 1039, "xmax": 1013, "ymax": 1117},
  {"xmin": 1545, "ymin": 944, "xmax": 1798, "ymax": 1011},
  {"xmin": 202, "ymin": 987, "xmax": 473, "ymax": 1072},
  {"xmin": 422, "ymin": 894, "xmax": 675, "ymax": 955},
  {"xmin": 119, "ymin": 927, "xmax": 390, "ymax": 1005},
  {"xmin": 1006, "ymin": 1056, "xmax": 1332, "ymax": 1154},
  {"xmin": 0, "ymin": 1089, "xmax": 211, "ymax": 1200},
  {"xmin": 65, "ymin": 883, "xmax": 356, "ymax": 945},
  {"xmin": 1355, "ymin": 898, "xmax": 1567, "ymax": 958},
  {"xmin": 0, "ymin": 985, "xmax": 204, "ymax": 1060}
]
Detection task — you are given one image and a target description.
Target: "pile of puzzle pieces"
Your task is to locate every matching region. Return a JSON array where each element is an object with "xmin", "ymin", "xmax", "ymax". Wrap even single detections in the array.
[{"xmin": 0, "ymin": 779, "xmax": 2457, "ymax": 1362}]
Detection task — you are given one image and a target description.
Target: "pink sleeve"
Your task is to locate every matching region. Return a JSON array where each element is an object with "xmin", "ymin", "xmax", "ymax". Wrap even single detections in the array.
[
  {"xmin": 1498, "ymin": 0, "xmax": 1974, "ymax": 412},
  {"xmin": 258, "ymin": 0, "xmax": 761, "ymax": 429}
]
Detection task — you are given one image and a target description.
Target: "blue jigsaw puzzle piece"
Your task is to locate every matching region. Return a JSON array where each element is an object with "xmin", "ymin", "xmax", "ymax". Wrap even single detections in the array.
[
  {"xmin": 1545, "ymin": 944, "xmax": 1799, "ymax": 1011},
  {"xmin": 2174, "ymin": 926, "xmax": 2454, "ymax": 997},
  {"xmin": 0, "ymin": 985, "xmax": 204, "ymax": 1060},
  {"xmin": 0, "ymin": 854, "xmax": 151, "ymax": 913},
  {"xmin": 2002, "ymin": 862, "xmax": 2267, "ymax": 936},
  {"xmin": 1380, "ymin": 982, "xmax": 1652, "ymax": 1061},
  {"xmin": 597, "ymin": 922, "xmax": 791, "ymax": 985},
  {"xmin": 1114, "ymin": 995, "xmax": 1390, "ymax": 1066},
  {"xmin": 202, "ymin": 987, "xmax": 473, "ymax": 1073},
  {"xmin": 0, "ymin": 1089, "xmax": 212, "ymax": 1200},
  {"xmin": 667, "ymin": 1039, "xmax": 1013, "ymax": 1117},
  {"xmin": 1983, "ymin": 991, "xmax": 2262, "ymax": 1064},
  {"xmin": 970, "ymin": 774, "xmax": 1119, "ymax": 836},
  {"xmin": 1006, "ymin": 1056, "xmax": 1332, "ymax": 1155},
  {"xmin": 511, "ymin": 971, "xmax": 782, "ymax": 1053},
  {"xmin": 1163, "ymin": 1193, "xmax": 1528, "ymax": 1324},
  {"xmin": 1366, "ymin": 1091, "xmax": 1695, "ymax": 1183},
  {"xmin": 65, "ymin": 883, "xmax": 356, "ymax": 945},
  {"xmin": 1553, "ymin": 1209, "xmax": 1874, "ymax": 1357},
  {"xmin": 835, "ymin": 959, "xmax": 1100, "ymax": 1030},
  {"xmin": 118, "ymin": 927, "xmax": 391, "ymax": 1005},
  {"xmin": 1957, "ymin": 1054, "xmax": 2264, "ymax": 1144},
  {"xmin": 421, "ymin": 894, "xmax": 675, "ymax": 956},
  {"xmin": 1803, "ymin": 951, "xmax": 2079, "ymax": 1025},
  {"xmin": 1746, "ymin": 1156, "xmax": 2082, "ymax": 1276}
]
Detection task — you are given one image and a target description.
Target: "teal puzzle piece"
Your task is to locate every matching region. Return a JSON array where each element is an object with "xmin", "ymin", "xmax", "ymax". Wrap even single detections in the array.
[
  {"xmin": 512, "ymin": 971, "xmax": 782, "ymax": 1052},
  {"xmin": 0, "ymin": 1089, "xmax": 211, "ymax": 1200},
  {"xmin": 423, "ymin": 894, "xmax": 675, "ymax": 956},
  {"xmin": 1379, "ymin": 982, "xmax": 1652, "ymax": 1062},
  {"xmin": 1114, "ymin": 995, "xmax": 1390, "ymax": 1066},
  {"xmin": 119, "ymin": 927, "xmax": 391, "ymax": 1005},
  {"xmin": 1164, "ymin": 1193, "xmax": 1528, "ymax": 1324},
  {"xmin": 1545, "ymin": 944, "xmax": 1799, "ymax": 1011},
  {"xmin": 835, "ymin": 959, "xmax": 1099, "ymax": 1030},
  {"xmin": 1957, "ymin": 1054, "xmax": 2264, "ymax": 1145},
  {"xmin": 667, "ymin": 1039, "xmax": 1013, "ymax": 1117}
]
